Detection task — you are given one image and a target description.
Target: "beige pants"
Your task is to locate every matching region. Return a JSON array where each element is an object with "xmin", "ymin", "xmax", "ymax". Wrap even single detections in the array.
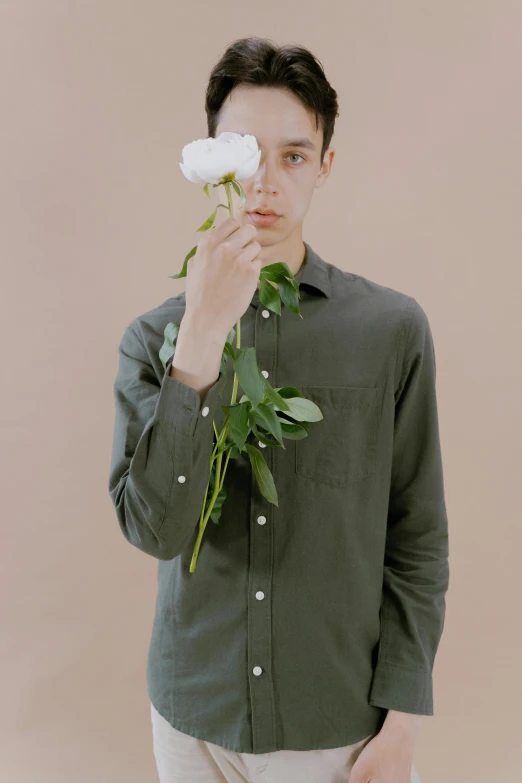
[{"xmin": 150, "ymin": 702, "xmax": 422, "ymax": 783}]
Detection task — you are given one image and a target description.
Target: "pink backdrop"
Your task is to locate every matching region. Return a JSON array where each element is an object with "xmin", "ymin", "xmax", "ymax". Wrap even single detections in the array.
[{"xmin": 2, "ymin": 2, "xmax": 521, "ymax": 781}]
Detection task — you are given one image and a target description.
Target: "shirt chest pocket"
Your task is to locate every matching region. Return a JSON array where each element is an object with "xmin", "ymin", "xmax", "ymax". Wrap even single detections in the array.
[{"xmin": 294, "ymin": 385, "xmax": 379, "ymax": 488}]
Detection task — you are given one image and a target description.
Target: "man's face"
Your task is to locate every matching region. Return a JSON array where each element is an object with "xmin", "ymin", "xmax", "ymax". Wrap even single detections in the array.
[{"xmin": 214, "ymin": 85, "xmax": 335, "ymax": 243}]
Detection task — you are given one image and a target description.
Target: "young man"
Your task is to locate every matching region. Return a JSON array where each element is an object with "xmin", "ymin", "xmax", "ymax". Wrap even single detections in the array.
[{"xmin": 108, "ymin": 37, "xmax": 449, "ymax": 783}]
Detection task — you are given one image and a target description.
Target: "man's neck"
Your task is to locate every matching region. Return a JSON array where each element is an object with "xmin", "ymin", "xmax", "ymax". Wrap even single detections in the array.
[{"xmin": 256, "ymin": 230, "xmax": 306, "ymax": 288}]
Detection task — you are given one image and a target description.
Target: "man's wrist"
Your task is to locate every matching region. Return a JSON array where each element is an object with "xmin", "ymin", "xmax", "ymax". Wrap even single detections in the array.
[
  {"xmin": 182, "ymin": 308, "xmax": 230, "ymax": 346},
  {"xmin": 382, "ymin": 709, "xmax": 422, "ymax": 735}
]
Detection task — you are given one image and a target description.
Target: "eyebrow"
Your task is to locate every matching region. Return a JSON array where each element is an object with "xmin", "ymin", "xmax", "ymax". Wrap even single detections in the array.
[
  {"xmin": 279, "ymin": 137, "xmax": 316, "ymax": 151},
  {"xmin": 234, "ymin": 133, "xmax": 316, "ymax": 152}
]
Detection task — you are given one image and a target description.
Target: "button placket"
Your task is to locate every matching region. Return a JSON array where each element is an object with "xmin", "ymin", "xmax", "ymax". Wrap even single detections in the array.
[{"xmin": 247, "ymin": 299, "xmax": 278, "ymax": 751}]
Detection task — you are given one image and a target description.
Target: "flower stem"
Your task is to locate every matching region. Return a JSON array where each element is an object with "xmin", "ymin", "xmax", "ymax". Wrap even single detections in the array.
[{"xmin": 189, "ymin": 180, "xmax": 242, "ymax": 572}]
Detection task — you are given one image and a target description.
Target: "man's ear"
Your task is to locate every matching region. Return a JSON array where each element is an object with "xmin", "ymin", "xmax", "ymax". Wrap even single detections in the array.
[{"xmin": 315, "ymin": 147, "xmax": 335, "ymax": 188}]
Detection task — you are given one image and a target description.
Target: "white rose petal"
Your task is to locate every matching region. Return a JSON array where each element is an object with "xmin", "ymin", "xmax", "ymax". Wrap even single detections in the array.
[{"xmin": 179, "ymin": 131, "xmax": 261, "ymax": 185}]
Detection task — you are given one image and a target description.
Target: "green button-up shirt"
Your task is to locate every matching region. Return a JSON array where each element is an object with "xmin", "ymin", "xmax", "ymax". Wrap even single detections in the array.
[{"xmin": 108, "ymin": 241, "xmax": 450, "ymax": 754}]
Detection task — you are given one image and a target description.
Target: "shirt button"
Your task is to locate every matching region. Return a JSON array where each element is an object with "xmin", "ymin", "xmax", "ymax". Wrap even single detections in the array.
[
  {"xmin": 255, "ymin": 591, "xmax": 265, "ymax": 600},
  {"xmin": 261, "ymin": 370, "xmax": 269, "ymax": 378},
  {"xmin": 178, "ymin": 475, "xmax": 186, "ymax": 483},
  {"xmin": 258, "ymin": 441, "xmax": 266, "ymax": 448},
  {"xmin": 257, "ymin": 515, "xmax": 266, "ymax": 525},
  {"xmin": 253, "ymin": 666, "xmax": 263, "ymax": 676},
  {"xmin": 201, "ymin": 406, "xmax": 209, "ymax": 417},
  {"xmin": 261, "ymin": 309, "xmax": 270, "ymax": 318}
]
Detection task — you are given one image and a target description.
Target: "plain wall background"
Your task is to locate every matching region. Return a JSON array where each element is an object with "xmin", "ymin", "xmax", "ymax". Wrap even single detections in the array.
[{"xmin": 2, "ymin": 2, "xmax": 521, "ymax": 781}]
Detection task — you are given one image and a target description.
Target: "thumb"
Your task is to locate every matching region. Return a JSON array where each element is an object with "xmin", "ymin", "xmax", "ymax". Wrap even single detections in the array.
[{"xmin": 349, "ymin": 761, "xmax": 372, "ymax": 783}]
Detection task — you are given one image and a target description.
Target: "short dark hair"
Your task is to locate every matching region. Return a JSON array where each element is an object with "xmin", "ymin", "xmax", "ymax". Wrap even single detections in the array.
[{"xmin": 205, "ymin": 37, "xmax": 339, "ymax": 165}]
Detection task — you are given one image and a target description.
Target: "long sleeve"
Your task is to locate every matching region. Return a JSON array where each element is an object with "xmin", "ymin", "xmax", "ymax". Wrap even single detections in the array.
[
  {"xmin": 368, "ymin": 297, "xmax": 450, "ymax": 715},
  {"xmin": 108, "ymin": 319, "xmax": 225, "ymax": 560}
]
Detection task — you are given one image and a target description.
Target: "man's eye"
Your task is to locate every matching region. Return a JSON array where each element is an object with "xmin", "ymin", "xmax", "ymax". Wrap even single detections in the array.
[{"xmin": 287, "ymin": 154, "xmax": 305, "ymax": 164}]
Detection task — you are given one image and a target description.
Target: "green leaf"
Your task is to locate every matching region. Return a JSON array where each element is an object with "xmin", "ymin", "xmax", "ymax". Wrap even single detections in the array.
[
  {"xmin": 164, "ymin": 321, "xmax": 180, "ymax": 344},
  {"xmin": 196, "ymin": 203, "xmax": 229, "ymax": 232},
  {"xmin": 274, "ymin": 385, "xmax": 306, "ymax": 400},
  {"xmin": 159, "ymin": 321, "xmax": 180, "ymax": 369},
  {"xmin": 262, "ymin": 381, "xmax": 291, "ymax": 412},
  {"xmin": 279, "ymin": 396, "xmax": 324, "ymax": 422},
  {"xmin": 203, "ymin": 183, "xmax": 210, "ymax": 198},
  {"xmin": 223, "ymin": 340, "xmax": 238, "ymax": 362},
  {"xmin": 231, "ymin": 179, "xmax": 247, "ymax": 207},
  {"xmin": 228, "ymin": 443, "xmax": 243, "ymax": 459},
  {"xmin": 232, "ymin": 347, "xmax": 265, "ymax": 407},
  {"xmin": 279, "ymin": 421, "xmax": 309, "ymax": 440},
  {"xmin": 277, "ymin": 278, "xmax": 301, "ymax": 316},
  {"xmin": 258, "ymin": 277, "xmax": 281, "ymax": 315},
  {"xmin": 244, "ymin": 444, "xmax": 278, "ymax": 506},
  {"xmin": 226, "ymin": 401, "xmax": 251, "ymax": 451},
  {"xmin": 168, "ymin": 245, "xmax": 197, "ymax": 280},
  {"xmin": 215, "ymin": 326, "xmax": 237, "ymax": 396},
  {"xmin": 217, "ymin": 405, "xmax": 232, "ymax": 445},
  {"xmin": 225, "ymin": 324, "xmax": 236, "ymax": 348},
  {"xmin": 249, "ymin": 416, "xmax": 275, "ymax": 447},
  {"xmin": 258, "ymin": 262, "xmax": 302, "ymax": 316},
  {"xmin": 260, "ymin": 262, "xmax": 299, "ymax": 292},
  {"xmin": 252, "ymin": 402, "xmax": 284, "ymax": 446},
  {"xmin": 206, "ymin": 469, "xmax": 227, "ymax": 525}
]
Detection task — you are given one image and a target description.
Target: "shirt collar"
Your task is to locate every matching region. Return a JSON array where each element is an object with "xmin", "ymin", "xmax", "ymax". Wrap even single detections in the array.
[{"xmin": 250, "ymin": 240, "xmax": 331, "ymax": 307}]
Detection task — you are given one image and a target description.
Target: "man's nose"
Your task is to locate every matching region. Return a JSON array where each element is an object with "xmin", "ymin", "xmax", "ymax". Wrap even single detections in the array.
[{"xmin": 252, "ymin": 159, "xmax": 278, "ymax": 192}]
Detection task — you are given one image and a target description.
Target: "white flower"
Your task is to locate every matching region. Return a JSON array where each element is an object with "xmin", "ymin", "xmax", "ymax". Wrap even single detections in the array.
[{"xmin": 179, "ymin": 131, "xmax": 261, "ymax": 185}]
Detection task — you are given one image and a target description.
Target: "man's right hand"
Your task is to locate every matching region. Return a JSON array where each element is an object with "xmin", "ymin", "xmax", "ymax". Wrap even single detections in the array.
[{"xmin": 184, "ymin": 217, "xmax": 262, "ymax": 339}]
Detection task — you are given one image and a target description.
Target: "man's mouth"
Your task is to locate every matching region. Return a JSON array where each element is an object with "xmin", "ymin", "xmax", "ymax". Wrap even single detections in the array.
[
  {"xmin": 247, "ymin": 211, "xmax": 281, "ymax": 226},
  {"xmin": 247, "ymin": 206, "xmax": 281, "ymax": 216}
]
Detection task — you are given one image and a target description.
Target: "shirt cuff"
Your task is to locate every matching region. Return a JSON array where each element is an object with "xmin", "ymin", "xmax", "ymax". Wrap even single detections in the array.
[
  {"xmin": 154, "ymin": 355, "xmax": 225, "ymax": 438},
  {"xmin": 368, "ymin": 661, "xmax": 434, "ymax": 715}
]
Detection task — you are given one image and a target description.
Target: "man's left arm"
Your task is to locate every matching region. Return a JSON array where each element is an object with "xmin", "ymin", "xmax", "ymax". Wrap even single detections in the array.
[{"xmin": 369, "ymin": 296, "xmax": 450, "ymax": 721}]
